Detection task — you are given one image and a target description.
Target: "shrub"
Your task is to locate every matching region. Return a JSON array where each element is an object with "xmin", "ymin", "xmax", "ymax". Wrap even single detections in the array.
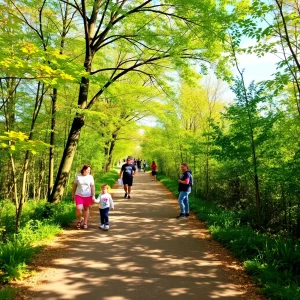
[{"xmin": 0, "ymin": 237, "xmax": 34, "ymax": 283}]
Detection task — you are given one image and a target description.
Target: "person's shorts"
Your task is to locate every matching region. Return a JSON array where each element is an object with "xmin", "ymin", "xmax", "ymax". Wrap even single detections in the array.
[
  {"xmin": 151, "ymin": 170, "xmax": 157, "ymax": 176},
  {"xmin": 123, "ymin": 177, "xmax": 133, "ymax": 186},
  {"xmin": 75, "ymin": 195, "xmax": 93, "ymax": 207}
]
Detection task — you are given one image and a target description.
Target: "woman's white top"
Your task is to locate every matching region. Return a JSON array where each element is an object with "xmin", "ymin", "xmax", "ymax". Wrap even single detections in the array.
[{"xmin": 74, "ymin": 174, "xmax": 94, "ymax": 197}]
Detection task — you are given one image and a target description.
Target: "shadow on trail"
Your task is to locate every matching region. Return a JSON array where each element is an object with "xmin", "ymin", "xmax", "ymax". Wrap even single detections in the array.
[{"xmin": 15, "ymin": 172, "xmax": 257, "ymax": 300}]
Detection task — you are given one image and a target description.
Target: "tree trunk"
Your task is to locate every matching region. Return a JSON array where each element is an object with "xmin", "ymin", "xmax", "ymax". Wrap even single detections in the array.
[
  {"xmin": 251, "ymin": 135, "xmax": 261, "ymax": 222},
  {"xmin": 280, "ymin": 183, "xmax": 287, "ymax": 227},
  {"xmin": 49, "ymin": 25, "xmax": 93, "ymax": 202},
  {"xmin": 37, "ymin": 158, "xmax": 45, "ymax": 200},
  {"xmin": 48, "ymin": 87, "xmax": 57, "ymax": 199},
  {"xmin": 205, "ymin": 152, "xmax": 209, "ymax": 200},
  {"xmin": 48, "ymin": 1, "xmax": 70, "ymax": 198},
  {"xmin": 104, "ymin": 131, "xmax": 118, "ymax": 172},
  {"xmin": 49, "ymin": 115, "xmax": 85, "ymax": 203},
  {"xmin": 297, "ymin": 197, "xmax": 300, "ymax": 238},
  {"xmin": 275, "ymin": 0, "xmax": 300, "ymax": 115},
  {"xmin": 17, "ymin": 82, "xmax": 44, "ymax": 231}
]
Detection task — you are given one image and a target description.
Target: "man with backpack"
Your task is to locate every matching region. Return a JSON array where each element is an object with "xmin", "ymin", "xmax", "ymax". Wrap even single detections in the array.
[{"xmin": 176, "ymin": 162, "xmax": 193, "ymax": 219}]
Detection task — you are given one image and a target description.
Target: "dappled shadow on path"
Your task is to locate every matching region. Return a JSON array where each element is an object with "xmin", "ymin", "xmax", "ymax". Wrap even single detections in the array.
[{"xmin": 13, "ymin": 172, "xmax": 263, "ymax": 300}]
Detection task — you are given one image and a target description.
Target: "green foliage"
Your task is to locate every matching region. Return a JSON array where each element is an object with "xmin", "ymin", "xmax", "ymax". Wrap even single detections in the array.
[
  {"xmin": 18, "ymin": 220, "xmax": 61, "ymax": 245},
  {"xmin": 0, "ymin": 237, "xmax": 33, "ymax": 283},
  {"xmin": 94, "ymin": 170, "xmax": 119, "ymax": 193},
  {"xmin": 0, "ymin": 286, "xmax": 17, "ymax": 300},
  {"xmin": 51, "ymin": 201, "xmax": 77, "ymax": 227},
  {"xmin": 157, "ymin": 173, "xmax": 179, "ymax": 196},
  {"xmin": 0, "ymin": 199, "xmax": 74, "ymax": 283},
  {"xmin": 244, "ymin": 260, "xmax": 300, "ymax": 300},
  {"xmin": 0, "ymin": 131, "xmax": 50, "ymax": 154},
  {"xmin": 0, "ymin": 201, "xmax": 15, "ymax": 240}
]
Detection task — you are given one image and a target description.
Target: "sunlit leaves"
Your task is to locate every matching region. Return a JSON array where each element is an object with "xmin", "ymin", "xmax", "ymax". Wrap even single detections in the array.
[
  {"xmin": 0, "ymin": 40, "xmax": 86, "ymax": 85},
  {"xmin": 0, "ymin": 131, "xmax": 50, "ymax": 154}
]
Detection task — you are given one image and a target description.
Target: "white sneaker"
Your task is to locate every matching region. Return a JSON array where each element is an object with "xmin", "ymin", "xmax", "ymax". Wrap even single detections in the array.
[
  {"xmin": 104, "ymin": 225, "xmax": 109, "ymax": 230},
  {"xmin": 99, "ymin": 224, "xmax": 105, "ymax": 230}
]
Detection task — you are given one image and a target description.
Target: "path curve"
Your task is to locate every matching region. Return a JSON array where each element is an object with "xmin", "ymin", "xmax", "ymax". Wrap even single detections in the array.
[{"xmin": 13, "ymin": 171, "xmax": 264, "ymax": 300}]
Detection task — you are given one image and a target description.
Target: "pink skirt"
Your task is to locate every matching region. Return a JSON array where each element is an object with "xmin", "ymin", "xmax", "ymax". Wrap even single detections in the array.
[{"xmin": 75, "ymin": 195, "xmax": 93, "ymax": 207}]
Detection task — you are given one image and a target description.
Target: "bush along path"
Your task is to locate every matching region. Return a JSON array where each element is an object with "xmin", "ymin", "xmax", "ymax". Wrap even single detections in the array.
[{"xmin": 11, "ymin": 171, "xmax": 264, "ymax": 300}]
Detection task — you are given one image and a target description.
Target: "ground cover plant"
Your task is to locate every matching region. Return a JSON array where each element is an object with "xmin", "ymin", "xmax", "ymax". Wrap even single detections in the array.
[{"xmin": 158, "ymin": 173, "xmax": 300, "ymax": 300}]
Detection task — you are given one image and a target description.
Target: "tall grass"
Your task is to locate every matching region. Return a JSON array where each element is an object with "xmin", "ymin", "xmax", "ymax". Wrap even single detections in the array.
[
  {"xmin": 0, "ymin": 199, "xmax": 75, "ymax": 285},
  {"xmin": 158, "ymin": 173, "xmax": 300, "ymax": 299},
  {"xmin": 0, "ymin": 286, "xmax": 17, "ymax": 300}
]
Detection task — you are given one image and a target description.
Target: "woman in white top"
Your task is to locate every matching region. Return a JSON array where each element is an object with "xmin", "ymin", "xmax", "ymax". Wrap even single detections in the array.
[{"xmin": 72, "ymin": 164, "xmax": 95, "ymax": 229}]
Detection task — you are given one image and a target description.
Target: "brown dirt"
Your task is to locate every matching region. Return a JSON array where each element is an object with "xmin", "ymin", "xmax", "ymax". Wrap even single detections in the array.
[{"xmin": 10, "ymin": 172, "xmax": 266, "ymax": 300}]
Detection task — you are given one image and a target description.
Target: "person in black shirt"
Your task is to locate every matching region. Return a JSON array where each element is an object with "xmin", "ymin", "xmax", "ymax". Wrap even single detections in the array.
[
  {"xmin": 137, "ymin": 158, "xmax": 142, "ymax": 172},
  {"xmin": 176, "ymin": 163, "xmax": 192, "ymax": 219},
  {"xmin": 142, "ymin": 160, "xmax": 147, "ymax": 172},
  {"xmin": 119, "ymin": 156, "xmax": 136, "ymax": 199}
]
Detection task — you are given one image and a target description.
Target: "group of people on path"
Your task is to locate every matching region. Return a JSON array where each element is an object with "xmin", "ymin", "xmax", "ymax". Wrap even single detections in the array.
[
  {"xmin": 119, "ymin": 158, "xmax": 147, "ymax": 172},
  {"xmin": 72, "ymin": 159, "xmax": 193, "ymax": 231}
]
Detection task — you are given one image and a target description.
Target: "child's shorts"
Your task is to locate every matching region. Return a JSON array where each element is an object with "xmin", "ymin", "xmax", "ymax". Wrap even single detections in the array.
[{"xmin": 75, "ymin": 195, "xmax": 93, "ymax": 207}]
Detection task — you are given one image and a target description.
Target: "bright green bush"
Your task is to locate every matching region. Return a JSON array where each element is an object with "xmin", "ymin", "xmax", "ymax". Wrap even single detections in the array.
[
  {"xmin": 0, "ymin": 201, "xmax": 16, "ymax": 241},
  {"xmin": 0, "ymin": 200, "xmax": 72, "ymax": 283},
  {"xmin": 0, "ymin": 237, "xmax": 34, "ymax": 283}
]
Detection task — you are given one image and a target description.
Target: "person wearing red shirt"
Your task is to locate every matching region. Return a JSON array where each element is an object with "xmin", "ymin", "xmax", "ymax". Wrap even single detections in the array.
[{"xmin": 150, "ymin": 161, "xmax": 158, "ymax": 181}]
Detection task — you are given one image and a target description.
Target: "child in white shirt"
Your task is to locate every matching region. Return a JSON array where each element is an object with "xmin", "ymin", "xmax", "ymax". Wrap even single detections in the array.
[{"xmin": 95, "ymin": 184, "xmax": 114, "ymax": 230}]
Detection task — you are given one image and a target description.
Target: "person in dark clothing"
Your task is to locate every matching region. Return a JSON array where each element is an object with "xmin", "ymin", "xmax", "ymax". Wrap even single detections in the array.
[
  {"xmin": 137, "ymin": 158, "xmax": 142, "ymax": 172},
  {"xmin": 119, "ymin": 156, "xmax": 136, "ymax": 199},
  {"xmin": 176, "ymin": 163, "xmax": 193, "ymax": 219},
  {"xmin": 142, "ymin": 160, "xmax": 147, "ymax": 172}
]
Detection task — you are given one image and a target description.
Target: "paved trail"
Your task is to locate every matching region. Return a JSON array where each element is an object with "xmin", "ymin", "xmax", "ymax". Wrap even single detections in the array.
[{"xmin": 14, "ymin": 172, "xmax": 263, "ymax": 300}]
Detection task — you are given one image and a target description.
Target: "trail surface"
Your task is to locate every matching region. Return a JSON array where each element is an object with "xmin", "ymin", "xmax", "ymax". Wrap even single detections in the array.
[{"xmin": 13, "ymin": 171, "xmax": 264, "ymax": 300}]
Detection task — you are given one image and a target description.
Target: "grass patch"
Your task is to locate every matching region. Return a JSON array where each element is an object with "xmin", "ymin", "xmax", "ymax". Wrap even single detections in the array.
[
  {"xmin": 158, "ymin": 173, "xmax": 300, "ymax": 299},
  {"xmin": 0, "ymin": 286, "xmax": 17, "ymax": 300},
  {"xmin": 0, "ymin": 201, "xmax": 69, "ymax": 284},
  {"xmin": 94, "ymin": 169, "xmax": 119, "ymax": 193}
]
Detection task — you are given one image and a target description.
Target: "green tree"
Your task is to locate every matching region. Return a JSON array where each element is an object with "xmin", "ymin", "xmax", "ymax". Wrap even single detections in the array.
[{"xmin": 50, "ymin": 0, "xmax": 243, "ymax": 202}]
